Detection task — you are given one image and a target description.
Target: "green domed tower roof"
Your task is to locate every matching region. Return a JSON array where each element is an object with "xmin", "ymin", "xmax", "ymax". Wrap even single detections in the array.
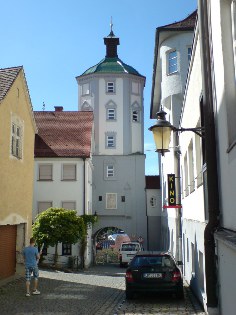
[{"xmin": 80, "ymin": 25, "xmax": 144, "ymax": 78}]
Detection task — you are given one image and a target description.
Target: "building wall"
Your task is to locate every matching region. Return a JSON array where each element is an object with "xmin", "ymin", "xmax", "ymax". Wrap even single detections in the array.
[
  {"xmin": 33, "ymin": 157, "xmax": 93, "ymax": 267},
  {"xmin": 160, "ymin": 32, "xmax": 194, "ymax": 102},
  {"xmin": 92, "ymin": 154, "xmax": 147, "ymax": 248},
  {"xmin": 0, "ymin": 70, "xmax": 36, "ymax": 278},
  {"xmin": 0, "ymin": 71, "xmax": 35, "ymax": 235},
  {"xmin": 209, "ymin": 1, "xmax": 236, "ymax": 314},
  {"xmin": 78, "ymin": 74, "xmax": 145, "ymax": 156},
  {"xmin": 146, "ymin": 188, "xmax": 162, "ymax": 250},
  {"xmin": 179, "ymin": 28, "xmax": 208, "ymax": 311}
]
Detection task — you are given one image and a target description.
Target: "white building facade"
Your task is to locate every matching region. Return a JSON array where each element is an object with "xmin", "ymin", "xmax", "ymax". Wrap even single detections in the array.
[
  {"xmin": 150, "ymin": 12, "xmax": 196, "ymax": 259},
  {"xmin": 33, "ymin": 109, "xmax": 94, "ymax": 267}
]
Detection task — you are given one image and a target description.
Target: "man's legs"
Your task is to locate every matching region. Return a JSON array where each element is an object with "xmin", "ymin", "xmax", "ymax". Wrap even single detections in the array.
[
  {"xmin": 32, "ymin": 267, "xmax": 40, "ymax": 295},
  {"xmin": 33, "ymin": 278, "xmax": 38, "ymax": 291},
  {"xmin": 26, "ymin": 280, "xmax": 30, "ymax": 294},
  {"xmin": 25, "ymin": 267, "xmax": 31, "ymax": 296}
]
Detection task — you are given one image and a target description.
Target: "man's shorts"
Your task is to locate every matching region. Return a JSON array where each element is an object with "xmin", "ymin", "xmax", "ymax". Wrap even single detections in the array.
[{"xmin": 25, "ymin": 266, "xmax": 39, "ymax": 281}]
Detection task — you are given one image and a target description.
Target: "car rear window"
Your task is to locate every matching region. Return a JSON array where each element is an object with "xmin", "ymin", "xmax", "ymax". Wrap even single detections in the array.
[
  {"xmin": 121, "ymin": 244, "xmax": 140, "ymax": 251},
  {"xmin": 131, "ymin": 255, "xmax": 174, "ymax": 267}
]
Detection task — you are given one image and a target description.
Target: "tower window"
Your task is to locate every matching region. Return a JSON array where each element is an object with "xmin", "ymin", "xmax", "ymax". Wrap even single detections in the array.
[
  {"xmin": 107, "ymin": 82, "xmax": 114, "ymax": 93},
  {"xmin": 106, "ymin": 134, "xmax": 116, "ymax": 148},
  {"xmin": 107, "ymin": 165, "xmax": 114, "ymax": 177},
  {"xmin": 107, "ymin": 108, "xmax": 116, "ymax": 120},
  {"xmin": 188, "ymin": 47, "xmax": 192, "ymax": 63},
  {"xmin": 167, "ymin": 50, "xmax": 178, "ymax": 74},
  {"xmin": 132, "ymin": 110, "xmax": 139, "ymax": 122}
]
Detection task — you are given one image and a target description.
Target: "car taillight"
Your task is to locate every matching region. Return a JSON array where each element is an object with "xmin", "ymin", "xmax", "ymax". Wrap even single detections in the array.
[
  {"xmin": 172, "ymin": 270, "xmax": 181, "ymax": 282},
  {"xmin": 126, "ymin": 271, "xmax": 134, "ymax": 282}
]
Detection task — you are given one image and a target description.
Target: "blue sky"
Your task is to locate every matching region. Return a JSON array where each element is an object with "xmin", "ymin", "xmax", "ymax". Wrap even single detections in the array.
[{"xmin": 1, "ymin": 0, "xmax": 197, "ymax": 175}]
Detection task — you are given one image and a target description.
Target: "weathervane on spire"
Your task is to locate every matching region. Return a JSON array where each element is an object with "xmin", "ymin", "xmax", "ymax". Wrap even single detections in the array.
[
  {"xmin": 109, "ymin": 16, "xmax": 115, "ymax": 37},
  {"xmin": 110, "ymin": 17, "xmax": 113, "ymax": 32}
]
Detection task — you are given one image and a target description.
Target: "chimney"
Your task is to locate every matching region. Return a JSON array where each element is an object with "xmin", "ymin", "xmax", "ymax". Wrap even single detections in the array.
[{"xmin": 54, "ymin": 106, "xmax": 63, "ymax": 112}]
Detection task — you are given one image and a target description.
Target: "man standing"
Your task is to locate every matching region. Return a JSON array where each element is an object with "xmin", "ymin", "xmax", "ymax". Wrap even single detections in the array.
[{"xmin": 23, "ymin": 237, "xmax": 41, "ymax": 297}]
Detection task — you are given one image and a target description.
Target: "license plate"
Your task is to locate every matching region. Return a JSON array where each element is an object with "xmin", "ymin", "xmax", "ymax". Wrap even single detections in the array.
[
  {"xmin": 143, "ymin": 273, "xmax": 162, "ymax": 278},
  {"xmin": 127, "ymin": 254, "xmax": 135, "ymax": 257}
]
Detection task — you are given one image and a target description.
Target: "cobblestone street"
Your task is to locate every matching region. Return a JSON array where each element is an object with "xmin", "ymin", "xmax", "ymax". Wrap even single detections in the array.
[{"xmin": 0, "ymin": 264, "xmax": 206, "ymax": 315}]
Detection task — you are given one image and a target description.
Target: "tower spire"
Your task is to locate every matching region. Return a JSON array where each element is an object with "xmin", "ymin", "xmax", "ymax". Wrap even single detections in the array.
[{"xmin": 104, "ymin": 17, "xmax": 120, "ymax": 58}]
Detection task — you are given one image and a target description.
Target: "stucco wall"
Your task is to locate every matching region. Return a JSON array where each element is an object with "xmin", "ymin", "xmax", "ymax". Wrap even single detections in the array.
[
  {"xmin": 0, "ymin": 71, "xmax": 35, "ymax": 240},
  {"xmin": 92, "ymin": 154, "xmax": 147, "ymax": 248}
]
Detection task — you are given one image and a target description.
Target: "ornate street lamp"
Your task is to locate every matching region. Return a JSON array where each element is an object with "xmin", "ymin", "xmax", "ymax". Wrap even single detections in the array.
[
  {"xmin": 149, "ymin": 109, "xmax": 204, "ymax": 155},
  {"xmin": 148, "ymin": 110, "xmax": 173, "ymax": 156}
]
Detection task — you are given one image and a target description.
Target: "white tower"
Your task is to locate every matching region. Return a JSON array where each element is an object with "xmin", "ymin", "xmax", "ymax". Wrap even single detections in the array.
[{"xmin": 76, "ymin": 26, "xmax": 147, "ymax": 247}]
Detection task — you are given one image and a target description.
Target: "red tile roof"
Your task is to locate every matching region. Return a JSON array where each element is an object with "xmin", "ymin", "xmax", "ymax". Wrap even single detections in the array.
[
  {"xmin": 34, "ymin": 111, "xmax": 93, "ymax": 158},
  {"xmin": 145, "ymin": 176, "xmax": 160, "ymax": 189},
  {"xmin": 0, "ymin": 66, "xmax": 22, "ymax": 102}
]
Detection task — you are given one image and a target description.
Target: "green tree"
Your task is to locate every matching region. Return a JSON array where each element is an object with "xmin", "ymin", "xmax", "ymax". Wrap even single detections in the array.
[{"xmin": 33, "ymin": 207, "xmax": 85, "ymax": 266}]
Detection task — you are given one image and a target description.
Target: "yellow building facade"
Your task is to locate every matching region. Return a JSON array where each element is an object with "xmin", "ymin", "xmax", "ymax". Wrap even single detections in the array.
[{"xmin": 0, "ymin": 66, "xmax": 37, "ymax": 279}]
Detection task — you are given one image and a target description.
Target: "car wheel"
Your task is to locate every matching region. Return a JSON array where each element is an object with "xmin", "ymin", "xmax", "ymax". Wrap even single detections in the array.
[
  {"xmin": 126, "ymin": 289, "xmax": 133, "ymax": 300},
  {"xmin": 176, "ymin": 287, "xmax": 184, "ymax": 299}
]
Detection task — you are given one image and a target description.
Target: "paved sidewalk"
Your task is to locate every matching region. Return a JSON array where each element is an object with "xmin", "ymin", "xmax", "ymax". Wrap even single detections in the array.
[{"xmin": 0, "ymin": 264, "xmax": 206, "ymax": 315}]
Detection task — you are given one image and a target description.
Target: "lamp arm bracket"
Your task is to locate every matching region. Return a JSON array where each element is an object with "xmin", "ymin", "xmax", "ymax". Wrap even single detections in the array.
[{"xmin": 173, "ymin": 127, "xmax": 204, "ymax": 138}]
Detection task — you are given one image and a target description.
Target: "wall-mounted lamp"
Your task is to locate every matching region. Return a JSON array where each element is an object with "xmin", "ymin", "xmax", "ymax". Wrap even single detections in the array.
[{"xmin": 149, "ymin": 109, "xmax": 204, "ymax": 156}]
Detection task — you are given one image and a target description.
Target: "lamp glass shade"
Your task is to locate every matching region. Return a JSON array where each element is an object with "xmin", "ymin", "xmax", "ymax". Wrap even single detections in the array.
[{"xmin": 151, "ymin": 125, "xmax": 172, "ymax": 152}]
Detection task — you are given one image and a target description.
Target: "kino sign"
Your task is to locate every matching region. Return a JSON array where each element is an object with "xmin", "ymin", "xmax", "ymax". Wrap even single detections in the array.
[{"xmin": 167, "ymin": 174, "xmax": 176, "ymax": 206}]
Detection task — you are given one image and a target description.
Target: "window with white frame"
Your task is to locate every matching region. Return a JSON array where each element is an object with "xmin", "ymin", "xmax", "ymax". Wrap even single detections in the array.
[
  {"xmin": 150, "ymin": 196, "xmax": 157, "ymax": 207},
  {"xmin": 82, "ymin": 83, "xmax": 90, "ymax": 95},
  {"xmin": 107, "ymin": 108, "xmax": 116, "ymax": 120},
  {"xmin": 38, "ymin": 201, "xmax": 52, "ymax": 214},
  {"xmin": 38, "ymin": 164, "xmax": 53, "ymax": 181},
  {"xmin": 11, "ymin": 123, "xmax": 22, "ymax": 159},
  {"xmin": 62, "ymin": 164, "xmax": 76, "ymax": 181},
  {"xmin": 106, "ymin": 133, "xmax": 116, "ymax": 148},
  {"xmin": 106, "ymin": 193, "xmax": 117, "ymax": 209},
  {"xmin": 199, "ymin": 250, "xmax": 205, "ymax": 291},
  {"xmin": 131, "ymin": 81, "xmax": 139, "ymax": 94},
  {"xmin": 107, "ymin": 82, "xmax": 114, "ymax": 93},
  {"xmin": 62, "ymin": 201, "xmax": 76, "ymax": 210},
  {"xmin": 195, "ymin": 129, "xmax": 203, "ymax": 187},
  {"xmin": 107, "ymin": 165, "xmax": 114, "ymax": 177},
  {"xmin": 184, "ymin": 154, "xmax": 189, "ymax": 197},
  {"xmin": 188, "ymin": 47, "xmax": 192, "ymax": 63},
  {"xmin": 188, "ymin": 140, "xmax": 195, "ymax": 193},
  {"xmin": 191, "ymin": 242, "xmax": 195, "ymax": 274},
  {"xmin": 167, "ymin": 50, "xmax": 178, "ymax": 74}
]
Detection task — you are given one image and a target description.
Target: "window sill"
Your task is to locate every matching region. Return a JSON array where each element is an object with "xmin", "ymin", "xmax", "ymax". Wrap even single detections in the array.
[
  {"xmin": 37, "ymin": 179, "xmax": 53, "ymax": 181},
  {"xmin": 61, "ymin": 179, "xmax": 77, "ymax": 181},
  {"xmin": 167, "ymin": 71, "xmax": 178, "ymax": 76}
]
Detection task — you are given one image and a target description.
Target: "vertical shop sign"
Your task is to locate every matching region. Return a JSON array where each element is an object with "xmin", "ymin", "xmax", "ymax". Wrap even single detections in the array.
[{"xmin": 168, "ymin": 174, "xmax": 176, "ymax": 205}]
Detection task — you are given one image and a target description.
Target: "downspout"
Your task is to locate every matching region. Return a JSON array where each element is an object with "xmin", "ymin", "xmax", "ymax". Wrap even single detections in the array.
[
  {"xmin": 83, "ymin": 158, "xmax": 86, "ymax": 216},
  {"xmin": 198, "ymin": 0, "xmax": 220, "ymax": 309}
]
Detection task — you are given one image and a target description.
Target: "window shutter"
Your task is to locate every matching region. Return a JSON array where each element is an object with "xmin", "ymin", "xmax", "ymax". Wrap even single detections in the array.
[
  {"xmin": 63, "ymin": 164, "xmax": 76, "ymax": 180},
  {"xmin": 39, "ymin": 165, "xmax": 52, "ymax": 180},
  {"xmin": 38, "ymin": 202, "xmax": 52, "ymax": 213},
  {"xmin": 62, "ymin": 202, "xmax": 76, "ymax": 210}
]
